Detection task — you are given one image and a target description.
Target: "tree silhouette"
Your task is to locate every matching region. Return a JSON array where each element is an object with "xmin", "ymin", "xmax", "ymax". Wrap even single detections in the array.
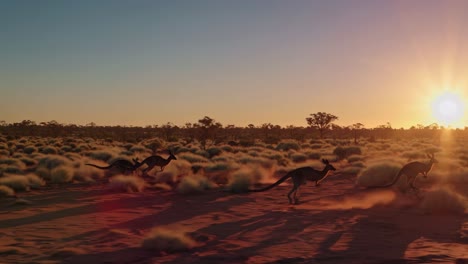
[
  {"xmin": 306, "ymin": 112, "xmax": 338, "ymax": 139},
  {"xmin": 351, "ymin": 123, "xmax": 364, "ymax": 144},
  {"xmin": 197, "ymin": 116, "xmax": 222, "ymax": 149}
]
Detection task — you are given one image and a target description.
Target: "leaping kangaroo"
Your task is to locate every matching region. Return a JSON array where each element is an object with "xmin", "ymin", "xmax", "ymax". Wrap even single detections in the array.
[
  {"xmin": 85, "ymin": 159, "xmax": 142, "ymax": 175},
  {"xmin": 369, "ymin": 153, "xmax": 437, "ymax": 190},
  {"xmin": 249, "ymin": 159, "xmax": 337, "ymax": 204},
  {"xmin": 139, "ymin": 150, "xmax": 177, "ymax": 175}
]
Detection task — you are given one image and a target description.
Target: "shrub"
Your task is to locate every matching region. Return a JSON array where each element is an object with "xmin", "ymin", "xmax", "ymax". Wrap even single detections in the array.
[
  {"xmin": 144, "ymin": 138, "xmax": 164, "ymax": 152},
  {"xmin": 206, "ymin": 147, "xmax": 222, "ymax": 158},
  {"xmin": 176, "ymin": 175, "xmax": 216, "ymax": 194},
  {"xmin": 37, "ymin": 155, "xmax": 70, "ymax": 170},
  {"xmin": 49, "ymin": 166, "xmax": 74, "ymax": 183},
  {"xmin": 108, "ymin": 175, "xmax": 145, "ymax": 192},
  {"xmin": 0, "ymin": 175, "xmax": 30, "ymax": 191},
  {"xmin": 291, "ymin": 153, "xmax": 307, "ymax": 163},
  {"xmin": 86, "ymin": 150, "xmax": 115, "ymax": 162},
  {"xmin": 276, "ymin": 140, "xmax": 300, "ymax": 151},
  {"xmin": 180, "ymin": 153, "xmax": 210, "ymax": 163},
  {"xmin": 142, "ymin": 228, "xmax": 196, "ymax": 252},
  {"xmin": 0, "ymin": 185, "xmax": 15, "ymax": 197},
  {"xmin": 306, "ymin": 152, "xmax": 321, "ymax": 160},
  {"xmin": 20, "ymin": 157, "xmax": 37, "ymax": 167},
  {"xmin": 41, "ymin": 146, "xmax": 58, "ymax": 155},
  {"xmin": 23, "ymin": 146, "xmax": 37, "ymax": 154},
  {"xmin": 129, "ymin": 145, "xmax": 147, "ymax": 153},
  {"xmin": 26, "ymin": 174, "xmax": 46, "ymax": 189},
  {"xmin": 73, "ymin": 165, "xmax": 104, "ymax": 183},
  {"xmin": 356, "ymin": 161, "xmax": 401, "ymax": 188},
  {"xmin": 333, "ymin": 146, "xmax": 362, "ymax": 160},
  {"xmin": 225, "ymin": 171, "xmax": 252, "ymax": 193}
]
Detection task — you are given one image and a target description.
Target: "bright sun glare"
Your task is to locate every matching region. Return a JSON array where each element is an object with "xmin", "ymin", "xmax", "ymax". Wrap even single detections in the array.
[{"xmin": 431, "ymin": 92, "xmax": 465, "ymax": 126}]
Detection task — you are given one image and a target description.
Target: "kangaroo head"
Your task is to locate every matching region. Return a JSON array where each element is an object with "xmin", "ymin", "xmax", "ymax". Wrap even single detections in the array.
[
  {"xmin": 132, "ymin": 158, "xmax": 141, "ymax": 166},
  {"xmin": 168, "ymin": 150, "xmax": 177, "ymax": 160},
  {"xmin": 427, "ymin": 153, "xmax": 438, "ymax": 164},
  {"xmin": 322, "ymin": 159, "xmax": 336, "ymax": 171},
  {"xmin": 424, "ymin": 153, "xmax": 437, "ymax": 178}
]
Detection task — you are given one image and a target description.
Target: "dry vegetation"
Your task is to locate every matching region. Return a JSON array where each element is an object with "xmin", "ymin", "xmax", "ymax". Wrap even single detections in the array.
[
  {"xmin": 0, "ymin": 134, "xmax": 467, "ymax": 263},
  {"xmin": 1, "ymin": 135, "xmax": 467, "ymax": 207}
]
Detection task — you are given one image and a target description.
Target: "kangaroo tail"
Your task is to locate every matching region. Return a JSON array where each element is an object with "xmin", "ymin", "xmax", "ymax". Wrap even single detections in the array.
[
  {"xmin": 248, "ymin": 173, "xmax": 291, "ymax": 192},
  {"xmin": 85, "ymin": 163, "xmax": 112, "ymax": 170},
  {"xmin": 369, "ymin": 169, "xmax": 404, "ymax": 188}
]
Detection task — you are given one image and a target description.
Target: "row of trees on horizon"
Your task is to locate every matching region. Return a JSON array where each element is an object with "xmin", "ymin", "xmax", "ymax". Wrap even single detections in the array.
[{"xmin": 0, "ymin": 112, "xmax": 461, "ymax": 146}]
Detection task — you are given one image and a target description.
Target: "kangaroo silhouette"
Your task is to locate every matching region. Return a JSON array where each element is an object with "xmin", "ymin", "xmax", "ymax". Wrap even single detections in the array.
[
  {"xmin": 249, "ymin": 159, "xmax": 336, "ymax": 204},
  {"xmin": 369, "ymin": 153, "xmax": 437, "ymax": 190}
]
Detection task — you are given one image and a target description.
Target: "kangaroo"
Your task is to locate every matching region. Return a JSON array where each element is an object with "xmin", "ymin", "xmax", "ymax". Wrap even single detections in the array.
[
  {"xmin": 370, "ymin": 153, "xmax": 437, "ymax": 190},
  {"xmin": 139, "ymin": 150, "xmax": 177, "ymax": 175},
  {"xmin": 86, "ymin": 158, "xmax": 142, "ymax": 175},
  {"xmin": 249, "ymin": 159, "xmax": 337, "ymax": 204}
]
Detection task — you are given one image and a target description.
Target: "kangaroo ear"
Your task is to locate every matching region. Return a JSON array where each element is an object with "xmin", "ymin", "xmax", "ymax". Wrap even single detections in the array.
[
  {"xmin": 325, "ymin": 159, "xmax": 329, "ymax": 164},
  {"xmin": 321, "ymin": 159, "xmax": 326, "ymax": 164},
  {"xmin": 427, "ymin": 153, "xmax": 432, "ymax": 158}
]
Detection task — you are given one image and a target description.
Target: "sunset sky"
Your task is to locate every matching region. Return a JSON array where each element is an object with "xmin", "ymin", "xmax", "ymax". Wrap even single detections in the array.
[{"xmin": 2, "ymin": 0, "xmax": 468, "ymax": 128}]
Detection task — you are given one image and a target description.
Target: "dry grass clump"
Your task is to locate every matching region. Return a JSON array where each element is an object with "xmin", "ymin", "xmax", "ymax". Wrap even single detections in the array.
[
  {"xmin": 23, "ymin": 145, "xmax": 37, "ymax": 154},
  {"xmin": 0, "ymin": 157, "xmax": 24, "ymax": 167},
  {"xmin": 142, "ymin": 227, "xmax": 196, "ymax": 252},
  {"xmin": 177, "ymin": 174, "xmax": 217, "ymax": 194},
  {"xmin": 347, "ymin": 155, "xmax": 364, "ymax": 163},
  {"xmin": 179, "ymin": 153, "xmax": 210, "ymax": 163},
  {"xmin": 420, "ymin": 187, "xmax": 467, "ymax": 214},
  {"xmin": 225, "ymin": 166, "xmax": 273, "ymax": 193},
  {"xmin": 86, "ymin": 150, "xmax": 116, "ymax": 162},
  {"xmin": 356, "ymin": 161, "xmax": 402, "ymax": 188},
  {"xmin": 37, "ymin": 155, "xmax": 70, "ymax": 170},
  {"xmin": 225, "ymin": 170, "xmax": 252, "ymax": 193},
  {"xmin": 290, "ymin": 152, "xmax": 307, "ymax": 163},
  {"xmin": 25, "ymin": 173, "xmax": 46, "ymax": 189},
  {"xmin": 73, "ymin": 165, "xmax": 103, "ymax": 183},
  {"xmin": 276, "ymin": 140, "xmax": 300, "ymax": 151},
  {"xmin": 305, "ymin": 151, "xmax": 321, "ymax": 160},
  {"xmin": 206, "ymin": 147, "xmax": 222, "ymax": 158},
  {"xmin": 41, "ymin": 146, "xmax": 58, "ymax": 155},
  {"xmin": 49, "ymin": 166, "xmax": 75, "ymax": 183},
  {"xmin": 19, "ymin": 157, "xmax": 37, "ymax": 167},
  {"xmin": 108, "ymin": 175, "xmax": 146, "ymax": 192},
  {"xmin": 0, "ymin": 164, "xmax": 24, "ymax": 175},
  {"xmin": 205, "ymin": 161, "xmax": 237, "ymax": 174},
  {"xmin": 0, "ymin": 174, "xmax": 30, "ymax": 191},
  {"xmin": 333, "ymin": 146, "xmax": 362, "ymax": 160},
  {"xmin": 0, "ymin": 185, "xmax": 15, "ymax": 197}
]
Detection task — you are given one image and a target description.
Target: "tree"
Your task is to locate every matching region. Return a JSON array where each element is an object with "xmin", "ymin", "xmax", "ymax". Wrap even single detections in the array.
[
  {"xmin": 197, "ymin": 116, "xmax": 222, "ymax": 149},
  {"xmin": 306, "ymin": 112, "xmax": 338, "ymax": 139},
  {"xmin": 351, "ymin": 123, "xmax": 364, "ymax": 144}
]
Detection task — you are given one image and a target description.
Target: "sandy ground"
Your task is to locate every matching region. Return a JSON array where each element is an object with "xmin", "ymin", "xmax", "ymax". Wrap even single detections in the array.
[{"xmin": 0, "ymin": 174, "xmax": 467, "ymax": 264}]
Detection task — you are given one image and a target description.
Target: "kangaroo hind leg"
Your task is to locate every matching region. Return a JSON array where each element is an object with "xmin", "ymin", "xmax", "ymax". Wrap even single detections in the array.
[{"xmin": 287, "ymin": 186, "xmax": 297, "ymax": 205}]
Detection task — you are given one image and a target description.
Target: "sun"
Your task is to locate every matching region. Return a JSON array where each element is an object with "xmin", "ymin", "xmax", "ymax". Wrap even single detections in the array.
[{"xmin": 431, "ymin": 91, "xmax": 465, "ymax": 126}]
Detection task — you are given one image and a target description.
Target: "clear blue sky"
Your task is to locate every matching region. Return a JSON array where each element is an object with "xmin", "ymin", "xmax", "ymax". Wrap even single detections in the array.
[{"xmin": 2, "ymin": 0, "xmax": 468, "ymax": 128}]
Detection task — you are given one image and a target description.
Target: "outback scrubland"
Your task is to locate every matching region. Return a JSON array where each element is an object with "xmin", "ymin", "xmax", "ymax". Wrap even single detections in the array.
[{"xmin": 0, "ymin": 119, "xmax": 467, "ymax": 263}]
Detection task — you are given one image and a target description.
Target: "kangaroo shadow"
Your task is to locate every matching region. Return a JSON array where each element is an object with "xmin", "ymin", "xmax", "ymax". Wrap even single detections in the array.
[{"xmin": 312, "ymin": 205, "xmax": 467, "ymax": 263}]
